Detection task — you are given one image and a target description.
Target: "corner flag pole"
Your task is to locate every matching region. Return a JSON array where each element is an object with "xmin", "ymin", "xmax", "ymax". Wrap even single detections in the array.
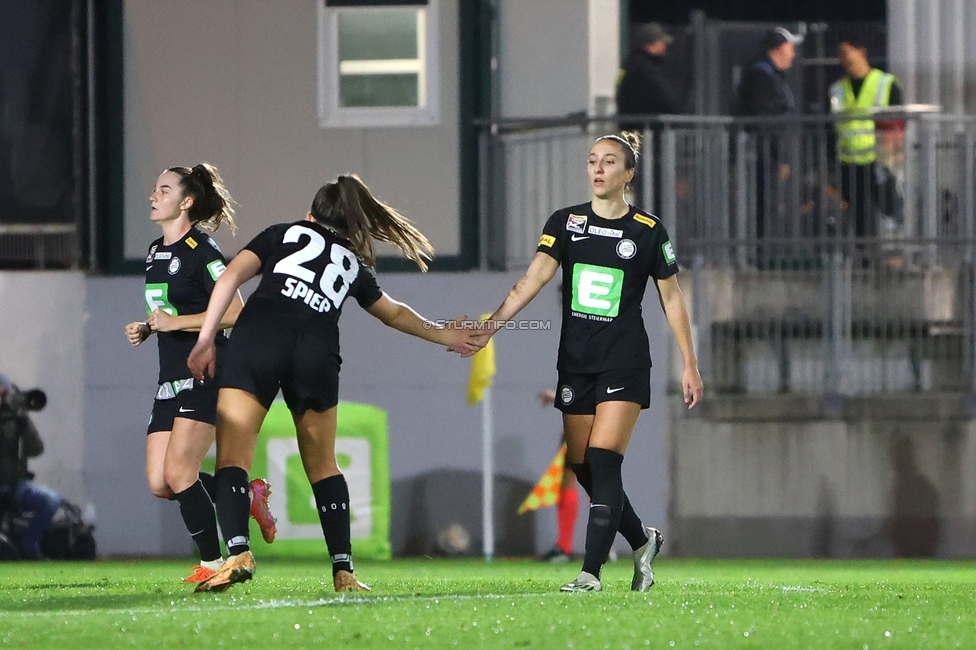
[
  {"xmin": 482, "ymin": 385, "xmax": 494, "ymax": 561},
  {"xmin": 467, "ymin": 314, "xmax": 497, "ymax": 562}
]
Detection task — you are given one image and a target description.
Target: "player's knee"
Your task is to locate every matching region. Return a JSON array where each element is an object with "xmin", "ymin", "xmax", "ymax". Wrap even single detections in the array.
[
  {"xmin": 147, "ymin": 475, "xmax": 172, "ymax": 499},
  {"xmin": 163, "ymin": 461, "xmax": 198, "ymax": 495}
]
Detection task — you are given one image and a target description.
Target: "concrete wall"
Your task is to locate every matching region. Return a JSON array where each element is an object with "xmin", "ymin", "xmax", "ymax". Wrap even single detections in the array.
[
  {"xmin": 1, "ymin": 270, "xmax": 671, "ymax": 557},
  {"xmin": 122, "ymin": 0, "xmax": 461, "ymax": 261},
  {"xmin": 668, "ymin": 394, "xmax": 976, "ymax": 558}
]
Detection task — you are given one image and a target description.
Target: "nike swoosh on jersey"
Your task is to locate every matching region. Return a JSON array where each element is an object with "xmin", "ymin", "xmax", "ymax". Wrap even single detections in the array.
[
  {"xmin": 606, "ymin": 386, "xmax": 625, "ymax": 393},
  {"xmin": 178, "ymin": 407, "xmax": 195, "ymax": 413},
  {"xmin": 571, "ymin": 235, "xmax": 589, "ymax": 241}
]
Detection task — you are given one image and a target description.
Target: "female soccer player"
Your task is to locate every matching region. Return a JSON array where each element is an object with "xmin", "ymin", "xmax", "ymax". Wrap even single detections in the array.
[
  {"xmin": 125, "ymin": 164, "xmax": 276, "ymax": 582},
  {"xmin": 471, "ymin": 132, "xmax": 703, "ymax": 592},
  {"xmin": 187, "ymin": 174, "xmax": 482, "ymax": 593}
]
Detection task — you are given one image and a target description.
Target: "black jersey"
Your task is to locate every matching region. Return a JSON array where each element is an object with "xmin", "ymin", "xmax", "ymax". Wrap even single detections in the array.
[
  {"xmin": 536, "ymin": 203, "xmax": 678, "ymax": 373},
  {"xmin": 143, "ymin": 227, "xmax": 229, "ymax": 384},
  {"xmin": 235, "ymin": 220, "xmax": 383, "ymax": 354}
]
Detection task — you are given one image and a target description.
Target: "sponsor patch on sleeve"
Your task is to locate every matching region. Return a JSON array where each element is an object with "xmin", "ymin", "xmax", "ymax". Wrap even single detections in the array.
[
  {"xmin": 662, "ymin": 241, "xmax": 676, "ymax": 264},
  {"xmin": 633, "ymin": 214, "xmax": 657, "ymax": 228},
  {"xmin": 206, "ymin": 259, "xmax": 227, "ymax": 280},
  {"xmin": 185, "ymin": 237, "xmax": 198, "ymax": 249},
  {"xmin": 538, "ymin": 234, "xmax": 556, "ymax": 248}
]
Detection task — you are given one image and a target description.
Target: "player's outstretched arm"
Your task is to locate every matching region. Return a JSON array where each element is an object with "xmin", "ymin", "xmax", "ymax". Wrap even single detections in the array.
[
  {"xmin": 365, "ymin": 293, "xmax": 482, "ymax": 356},
  {"xmin": 478, "ymin": 252, "xmax": 559, "ymax": 342},
  {"xmin": 188, "ymin": 250, "xmax": 262, "ymax": 381},
  {"xmin": 655, "ymin": 274, "xmax": 703, "ymax": 409}
]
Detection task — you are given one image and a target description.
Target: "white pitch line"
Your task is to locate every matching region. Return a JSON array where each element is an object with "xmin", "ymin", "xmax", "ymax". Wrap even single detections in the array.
[{"xmin": 0, "ymin": 590, "xmax": 566, "ymax": 619}]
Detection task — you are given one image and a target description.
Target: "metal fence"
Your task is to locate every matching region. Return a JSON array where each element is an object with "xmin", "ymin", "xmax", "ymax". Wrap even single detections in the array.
[{"xmin": 478, "ymin": 111, "xmax": 976, "ymax": 395}]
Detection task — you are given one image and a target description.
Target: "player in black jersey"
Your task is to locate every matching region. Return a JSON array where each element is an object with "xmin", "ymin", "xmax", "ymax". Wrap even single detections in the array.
[
  {"xmin": 188, "ymin": 174, "xmax": 482, "ymax": 593},
  {"xmin": 124, "ymin": 163, "xmax": 275, "ymax": 583},
  {"xmin": 471, "ymin": 132, "xmax": 703, "ymax": 592}
]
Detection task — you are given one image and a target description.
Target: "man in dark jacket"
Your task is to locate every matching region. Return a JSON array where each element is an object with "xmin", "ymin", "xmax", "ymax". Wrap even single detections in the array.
[
  {"xmin": 616, "ymin": 23, "xmax": 683, "ymax": 213},
  {"xmin": 617, "ymin": 22, "xmax": 683, "ymax": 127},
  {"xmin": 733, "ymin": 27, "xmax": 801, "ymax": 117},
  {"xmin": 733, "ymin": 27, "xmax": 803, "ymax": 265}
]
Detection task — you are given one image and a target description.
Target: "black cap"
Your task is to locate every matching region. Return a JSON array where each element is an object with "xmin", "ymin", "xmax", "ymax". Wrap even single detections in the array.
[
  {"xmin": 633, "ymin": 23, "xmax": 673, "ymax": 47},
  {"xmin": 763, "ymin": 26, "xmax": 803, "ymax": 51}
]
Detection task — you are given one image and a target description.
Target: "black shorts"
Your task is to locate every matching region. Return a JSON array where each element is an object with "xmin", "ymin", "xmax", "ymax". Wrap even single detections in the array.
[
  {"xmin": 554, "ymin": 368, "xmax": 651, "ymax": 415},
  {"xmin": 147, "ymin": 377, "xmax": 219, "ymax": 435},
  {"xmin": 221, "ymin": 323, "xmax": 340, "ymax": 414}
]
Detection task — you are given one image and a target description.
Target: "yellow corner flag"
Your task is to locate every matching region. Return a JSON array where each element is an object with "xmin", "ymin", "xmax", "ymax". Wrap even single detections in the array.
[
  {"xmin": 467, "ymin": 314, "xmax": 496, "ymax": 406},
  {"xmin": 518, "ymin": 444, "xmax": 567, "ymax": 514}
]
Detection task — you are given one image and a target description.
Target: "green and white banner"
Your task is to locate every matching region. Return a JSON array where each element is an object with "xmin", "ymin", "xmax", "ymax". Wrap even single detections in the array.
[{"xmin": 205, "ymin": 401, "xmax": 391, "ymax": 560}]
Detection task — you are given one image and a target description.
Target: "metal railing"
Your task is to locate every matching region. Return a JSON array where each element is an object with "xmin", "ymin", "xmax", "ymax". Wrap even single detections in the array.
[{"xmin": 478, "ymin": 111, "xmax": 976, "ymax": 395}]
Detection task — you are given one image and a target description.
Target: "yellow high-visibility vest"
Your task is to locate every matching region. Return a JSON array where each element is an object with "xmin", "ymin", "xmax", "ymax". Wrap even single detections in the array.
[{"xmin": 829, "ymin": 68, "xmax": 896, "ymax": 164}]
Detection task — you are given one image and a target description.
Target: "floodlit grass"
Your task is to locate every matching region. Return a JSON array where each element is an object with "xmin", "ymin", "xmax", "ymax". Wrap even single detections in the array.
[{"xmin": 2, "ymin": 558, "xmax": 975, "ymax": 648}]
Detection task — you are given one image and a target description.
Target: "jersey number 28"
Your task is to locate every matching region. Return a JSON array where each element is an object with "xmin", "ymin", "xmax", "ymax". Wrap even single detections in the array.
[{"xmin": 272, "ymin": 225, "xmax": 358, "ymax": 309}]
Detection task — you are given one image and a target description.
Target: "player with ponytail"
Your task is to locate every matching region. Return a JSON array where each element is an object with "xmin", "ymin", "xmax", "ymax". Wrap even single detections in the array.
[
  {"xmin": 124, "ymin": 163, "xmax": 276, "ymax": 583},
  {"xmin": 187, "ymin": 173, "xmax": 480, "ymax": 593},
  {"xmin": 469, "ymin": 132, "xmax": 703, "ymax": 592}
]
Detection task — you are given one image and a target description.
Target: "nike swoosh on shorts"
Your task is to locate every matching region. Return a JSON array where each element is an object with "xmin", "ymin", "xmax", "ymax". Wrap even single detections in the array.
[{"xmin": 606, "ymin": 387, "xmax": 625, "ymax": 393}]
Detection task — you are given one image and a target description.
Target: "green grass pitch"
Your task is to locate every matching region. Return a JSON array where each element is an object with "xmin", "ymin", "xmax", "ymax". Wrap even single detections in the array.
[{"xmin": 2, "ymin": 557, "xmax": 975, "ymax": 648}]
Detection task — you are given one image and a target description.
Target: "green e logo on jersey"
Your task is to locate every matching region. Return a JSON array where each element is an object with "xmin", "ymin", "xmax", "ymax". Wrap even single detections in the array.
[
  {"xmin": 662, "ymin": 241, "xmax": 676, "ymax": 264},
  {"xmin": 145, "ymin": 283, "xmax": 178, "ymax": 316},
  {"xmin": 206, "ymin": 259, "xmax": 227, "ymax": 281},
  {"xmin": 572, "ymin": 263, "xmax": 623, "ymax": 317}
]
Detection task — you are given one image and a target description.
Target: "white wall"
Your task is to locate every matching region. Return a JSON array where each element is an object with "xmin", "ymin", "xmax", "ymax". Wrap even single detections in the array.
[
  {"xmin": 588, "ymin": 0, "xmax": 621, "ymax": 116},
  {"xmin": 122, "ymin": 0, "xmax": 461, "ymax": 261},
  {"xmin": 498, "ymin": 0, "xmax": 621, "ymax": 119},
  {"xmin": 498, "ymin": 0, "xmax": 589, "ymax": 118},
  {"xmin": 0, "ymin": 272, "xmax": 86, "ymax": 501}
]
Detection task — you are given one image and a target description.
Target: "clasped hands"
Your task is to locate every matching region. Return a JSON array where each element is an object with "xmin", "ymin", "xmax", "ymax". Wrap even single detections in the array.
[{"xmin": 441, "ymin": 316, "xmax": 501, "ymax": 358}]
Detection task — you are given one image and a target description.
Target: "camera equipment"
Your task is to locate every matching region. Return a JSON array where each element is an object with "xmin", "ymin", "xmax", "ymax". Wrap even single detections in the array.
[{"xmin": 1, "ymin": 388, "xmax": 46, "ymax": 413}]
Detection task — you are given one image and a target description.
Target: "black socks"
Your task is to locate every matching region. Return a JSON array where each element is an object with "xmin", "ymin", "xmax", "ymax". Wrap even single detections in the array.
[
  {"xmin": 581, "ymin": 448, "xmax": 625, "ymax": 577},
  {"xmin": 570, "ymin": 457, "xmax": 649, "ymax": 552},
  {"xmin": 198, "ymin": 472, "xmax": 217, "ymax": 501},
  {"xmin": 174, "ymin": 479, "xmax": 221, "ymax": 562},
  {"xmin": 311, "ymin": 475, "xmax": 353, "ymax": 576},
  {"xmin": 215, "ymin": 466, "xmax": 251, "ymax": 556}
]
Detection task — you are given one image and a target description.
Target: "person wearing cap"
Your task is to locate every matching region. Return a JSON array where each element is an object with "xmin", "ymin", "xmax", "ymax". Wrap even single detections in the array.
[
  {"xmin": 732, "ymin": 27, "xmax": 803, "ymax": 266},
  {"xmin": 616, "ymin": 23, "xmax": 683, "ymax": 213},
  {"xmin": 616, "ymin": 23, "xmax": 683, "ymax": 125},
  {"xmin": 732, "ymin": 27, "xmax": 802, "ymax": 117},
  {"xmin": 829, "ymin": 36, "xmax": 903, "ymax": 244}
]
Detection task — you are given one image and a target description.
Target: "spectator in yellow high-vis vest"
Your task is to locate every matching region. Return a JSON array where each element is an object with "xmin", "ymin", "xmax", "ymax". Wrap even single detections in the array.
[{"xmin": 829, "ymin": 36, "xmax": 903, "ymax": 247}]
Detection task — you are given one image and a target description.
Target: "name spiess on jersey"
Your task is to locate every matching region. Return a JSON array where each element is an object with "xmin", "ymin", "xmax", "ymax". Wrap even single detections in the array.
[{"xmin": 281, "ymin": 278, "xmax": 334, "ymax": 313}]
